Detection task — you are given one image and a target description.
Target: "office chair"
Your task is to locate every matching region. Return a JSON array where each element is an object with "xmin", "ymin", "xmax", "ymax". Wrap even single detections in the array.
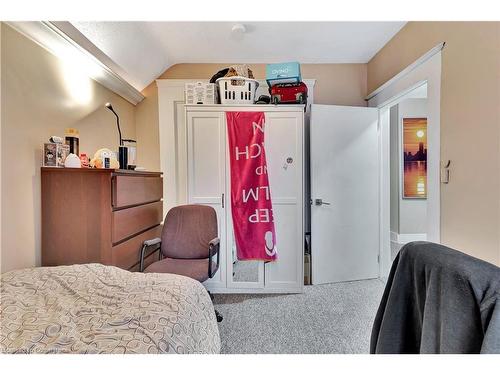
[{"xmin": 139, "ymin": 204, "xmax": 222, "ymax": 322}]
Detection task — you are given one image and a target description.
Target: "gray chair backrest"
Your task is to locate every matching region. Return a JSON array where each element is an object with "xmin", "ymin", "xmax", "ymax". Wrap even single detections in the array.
[{"xmin": 161, "ymin": 205, "xmax": 217, "ymax": 259}]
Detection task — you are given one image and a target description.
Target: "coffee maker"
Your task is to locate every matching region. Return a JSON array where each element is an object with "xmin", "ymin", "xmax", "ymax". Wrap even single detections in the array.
[{"xmin": 122, "ymin": 139, "xmax": 137, "ymax": 170}]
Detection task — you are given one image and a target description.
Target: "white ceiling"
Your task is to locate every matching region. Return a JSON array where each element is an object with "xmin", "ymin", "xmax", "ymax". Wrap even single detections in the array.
[{"xmin": 71, "ymin": 22, "xmax": 406, "ymax": 91}]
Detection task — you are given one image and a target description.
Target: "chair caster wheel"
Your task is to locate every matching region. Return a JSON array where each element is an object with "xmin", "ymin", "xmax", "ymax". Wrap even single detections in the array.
[{"xmin": 215, "ymin": 310, "xmax": 223, "ymax": 322}]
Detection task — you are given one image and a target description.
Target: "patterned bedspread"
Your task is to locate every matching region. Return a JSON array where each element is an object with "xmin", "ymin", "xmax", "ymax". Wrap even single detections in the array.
[{"xmin": 0, "ymin": 264, "xmax": 221, "ymax": 354}]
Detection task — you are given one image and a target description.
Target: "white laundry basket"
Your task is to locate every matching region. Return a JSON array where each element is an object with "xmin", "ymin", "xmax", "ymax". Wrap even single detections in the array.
[{"xmin": 216, "ymin": 76, "xmax": 259, "ymax": 104}]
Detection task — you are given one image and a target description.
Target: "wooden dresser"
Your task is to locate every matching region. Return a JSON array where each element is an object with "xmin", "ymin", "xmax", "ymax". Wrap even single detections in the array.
[{"xmin": 41, "ymin": 167, "xmax": 163, "ymax": 271}]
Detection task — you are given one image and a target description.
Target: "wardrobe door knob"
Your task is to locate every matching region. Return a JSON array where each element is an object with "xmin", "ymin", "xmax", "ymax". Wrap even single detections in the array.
[{"xmin": 314, "ymin": 198, "xmax": 331, "ymax": 206}]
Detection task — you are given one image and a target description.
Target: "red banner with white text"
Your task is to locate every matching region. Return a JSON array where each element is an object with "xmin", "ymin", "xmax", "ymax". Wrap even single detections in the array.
[{"xmin": 226, "ymin": 112, "xmax": 277, "ymax": 261}]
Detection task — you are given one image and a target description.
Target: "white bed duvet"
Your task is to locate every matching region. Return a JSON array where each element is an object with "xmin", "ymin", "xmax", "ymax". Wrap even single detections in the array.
[{"xmin": 0, "ymin": 264, "xmax": 221, "ymax": 354}]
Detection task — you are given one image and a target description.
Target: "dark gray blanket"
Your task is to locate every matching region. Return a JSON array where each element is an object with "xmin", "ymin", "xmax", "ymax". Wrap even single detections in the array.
[{"xmin": 370, "ymin": 242, "xmax": 500, "ymax": 353}]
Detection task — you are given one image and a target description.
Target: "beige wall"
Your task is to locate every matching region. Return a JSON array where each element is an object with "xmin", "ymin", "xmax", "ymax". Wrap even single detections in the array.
[
  {"xmin": 4, "ymin": 21, "xmax": 498, "ymax": 270},
  {"xmin": 1, "ymin": 24, "xmax": 136, "ymax": 272},
  {"xmin": 161, "ymin": 63, "xmax": 367, "ymax": 106},
  {"xmin": 368, "ymin": 22, "xmax": 500, "ymax": 265},
  {"xmin": 136, "ymin": 63, "xmax": 367, "ymax": 171},
  {"xmin": 135, "ymin": 82, "xmax": 160, "ymax": 172}
]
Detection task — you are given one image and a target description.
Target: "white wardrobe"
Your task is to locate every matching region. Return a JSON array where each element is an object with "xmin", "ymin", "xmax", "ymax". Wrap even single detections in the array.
[
  {"xmin": 157, "ymin": 78, "xmax": 311, "ymax": 293},
  {"xmin": 185, "ymin": 105, "xmax": 304, "ymax": 293}
]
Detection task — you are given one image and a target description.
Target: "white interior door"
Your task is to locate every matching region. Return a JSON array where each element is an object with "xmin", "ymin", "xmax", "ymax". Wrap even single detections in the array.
[{"xmin": 310, "ymin": 104, "xmax": 379, "ymax": 284}]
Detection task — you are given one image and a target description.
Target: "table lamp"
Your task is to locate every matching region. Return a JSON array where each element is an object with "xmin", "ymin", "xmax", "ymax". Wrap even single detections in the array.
[{"xmin": 105, "ymin": 102, "xmax": 127, "ymax": 169}]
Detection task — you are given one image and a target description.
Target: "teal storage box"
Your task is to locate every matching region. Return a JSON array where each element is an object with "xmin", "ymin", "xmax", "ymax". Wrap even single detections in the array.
[{"xmin": 266, "ymin": 62, "xmax": 302, "ymax": 86}]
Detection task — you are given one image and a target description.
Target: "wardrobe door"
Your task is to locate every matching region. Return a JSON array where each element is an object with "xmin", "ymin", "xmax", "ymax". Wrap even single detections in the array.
[
  {"xmin": 224, "ymin": 109, "xmax": 265, "ymax": 291},
  {"xmin": 186, "ymin": 110, "xmax": 226, "ymax": 290},
  {"xmin": 264, "ymin": 110, "xmax": 304, "ymax": 292},
  {"xmin": 226, "ymin": 192, "xmax": 265, "ymax": 290}
]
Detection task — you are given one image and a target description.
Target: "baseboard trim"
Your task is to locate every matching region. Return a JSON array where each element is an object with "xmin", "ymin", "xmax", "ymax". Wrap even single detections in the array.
[
  {"xmin": 391, "ymin": 232, "xmax": 427, "ymax": 244},
  {"xmin": 390, "ymin": 231, "xmax": 399, "ymax": 243}
]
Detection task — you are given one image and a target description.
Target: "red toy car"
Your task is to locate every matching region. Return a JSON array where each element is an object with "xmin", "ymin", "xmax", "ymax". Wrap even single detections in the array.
[{"xmin": 270, "ymin": 82, "xmax": 308, "ymax": 105}]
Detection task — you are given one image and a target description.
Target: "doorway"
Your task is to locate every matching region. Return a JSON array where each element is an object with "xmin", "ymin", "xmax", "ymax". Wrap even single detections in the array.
[
  {"xmin": 388, "ymin": 84, "xmax": 429, "ymax": 260},
  {"xmin": 369, "ymin": 45, "xmax": 442, "ymax": 277}
]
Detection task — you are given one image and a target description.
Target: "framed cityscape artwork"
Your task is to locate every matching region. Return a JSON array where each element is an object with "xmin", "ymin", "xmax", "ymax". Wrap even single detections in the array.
[{"xmin": 402, "ymin": 117, "xmax": 427, "ymax": 199}]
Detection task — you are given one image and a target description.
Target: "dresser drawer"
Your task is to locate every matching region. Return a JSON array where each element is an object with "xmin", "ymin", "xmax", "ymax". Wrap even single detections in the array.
[
  {"xmin": 112, "ymin": 175, "xmax": 163, "ymax": 208},
  {"xmin": 112, "ymin": 225, "xmax": 163, "ymax": 270},
  {"xmin": 112, "ymin": 201, "xmax": 163, "ymax": 244}
]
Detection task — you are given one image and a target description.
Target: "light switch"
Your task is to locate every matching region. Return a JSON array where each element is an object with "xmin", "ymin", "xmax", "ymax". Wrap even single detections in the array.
[{"xmin": 441, "ymin": 160, "xmax": 451, "ymax": 184}]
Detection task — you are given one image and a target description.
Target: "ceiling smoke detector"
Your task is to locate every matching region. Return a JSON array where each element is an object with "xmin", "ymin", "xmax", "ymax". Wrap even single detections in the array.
[{"xmin": 231, "ymin": 23, "xmax": 246, "ymax": 37}]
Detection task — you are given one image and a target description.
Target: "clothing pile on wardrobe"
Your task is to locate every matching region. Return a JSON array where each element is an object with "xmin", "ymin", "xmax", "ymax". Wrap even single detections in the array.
[{"xmin": 209, "ymin": 64, "xmax": 254, "ymax": 83}]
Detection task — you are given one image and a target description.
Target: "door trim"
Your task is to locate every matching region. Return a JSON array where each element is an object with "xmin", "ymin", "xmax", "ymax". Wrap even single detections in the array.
[
  {"xmin": 365, "ymin": 42, "xmax": 444, "ymax": 101},
  {"xmin": 369, "ymin": 50, "xmax": 442, "ymax": 278}
]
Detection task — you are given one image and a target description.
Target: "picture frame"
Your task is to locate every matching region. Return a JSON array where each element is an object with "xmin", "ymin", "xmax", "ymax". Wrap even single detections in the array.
[{"xmin": 401, "ymin": 117, "xmax": 427, "ymax": 199}]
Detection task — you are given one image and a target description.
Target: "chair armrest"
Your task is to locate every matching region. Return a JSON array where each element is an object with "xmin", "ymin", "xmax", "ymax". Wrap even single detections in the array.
[
  {"xmin": 208, "ymin": 237, "xmax": 220, "ymax": 279},
  {"xmin": 140, "ymin": 237, "xmax": 162, "ymax": 272},
  {"xmin": 144, "ymin": 238, "xmax": 162, "ymax": 247}
]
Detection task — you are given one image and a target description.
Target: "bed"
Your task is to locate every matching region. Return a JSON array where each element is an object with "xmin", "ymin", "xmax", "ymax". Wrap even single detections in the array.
[{"xmin": 0, "ymin": 263, "xmax": 221, "ymax": 354}]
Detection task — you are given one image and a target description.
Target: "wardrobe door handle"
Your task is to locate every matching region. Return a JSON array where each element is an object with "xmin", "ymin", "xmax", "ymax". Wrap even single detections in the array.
[
  {"xmin": 222, "ymin": 193, "xmax": 225, "ymax": 208},
  {"xmin": 315, "ymin": 198, "xmax": 331, "ymax": 206}
]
